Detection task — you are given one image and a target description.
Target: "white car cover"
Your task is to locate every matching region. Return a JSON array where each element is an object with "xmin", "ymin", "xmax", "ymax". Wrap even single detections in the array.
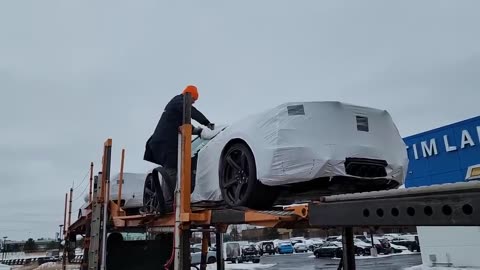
[
  {"xmin": 109, "ymin": 172, "xmax": 147, "ymax": 208},
  {"xmin": 191, "ymin": 101, "xmax": 408, "ymax": 203},
  {"xmin": 95, "ymin": 102, "xmax": 408, "ymax": 207}
]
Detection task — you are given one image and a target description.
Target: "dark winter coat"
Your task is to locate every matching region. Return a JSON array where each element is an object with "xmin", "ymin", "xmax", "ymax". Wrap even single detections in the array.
[{"xmin": 144, "ymin": 94, "xmax": 210, "ymax": 168}]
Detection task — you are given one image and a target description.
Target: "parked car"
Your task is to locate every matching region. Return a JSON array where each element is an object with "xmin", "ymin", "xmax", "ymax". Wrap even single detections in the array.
[
  {"xmin": 240, "ymin": 244, "xmax": 260, "ymax": 263},
  {"xmin": 45, "ymin": 249, "xmax": 60, "ymax": 262},
  {"xmin": 223, "ymin": 242, "xmax": 242, "ymax": 263},
  {"xmin": 389, "ymin": 243, "xmax": 408, "ymax": 253},
  {"xmin": 363, "ymin": 237, "xmax": 392, "ymax": 254},
  {"xmin": 325, "ymin": 236, "xmax": 341, "ymax": 242},
  {"xmin": 144, "ymin": 101, "xmax": 408, "ymax": 211},
  {"xmin": 258, "ymin": 241, "xmax": 275, "ymax": 256},
  {"xmin": 353, "ymin": 239, "xmax": 372, "ymax": 256},
  {"xmin": 308, "ymin": 243, "xmax": 323, "ymax": 252},
  {"xmin": 277, "ymin": 242, "xmax": 294, "ymax": 254},
  {"xmin": 294, "ymin": 243, "xmax": 308, "ymax": 253},
  {"xmin": 390, "ymin": 235, "xmax": 420, "ymax": 252},
  {"xmin": 290, "ymin": 238, "xmax": 305, "ymax": 245},
  {"xmin": 382, "ymin": 234, "xmax": 402, "ymax": 241},
  {"xmin": 190, "ymin": 247, "xmax": 217, "ymax": 265},
  {"xmin": 314, "ymin": 242, "xmax": 343, "ymax": 258},
  {"xmin": 354, "ymin": 235, "xmax": 369, "ymax": 242},
  {"xmin": 306, "ymin": 239, "xmax": 324, "ymax": 252}
]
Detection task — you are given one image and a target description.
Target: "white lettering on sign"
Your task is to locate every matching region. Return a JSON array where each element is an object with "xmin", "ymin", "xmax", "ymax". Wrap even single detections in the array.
[
  {"xmin": 421, "ymin": 138, "xmax": 438, "ymax": 157},
  {"xmin": 406, "ymin": 126, "xmax": 479, "ymax": 160},
  {"xmin": 412, "ymin": 144, "xmax": 419, "ymax": 160},
  {"xmin": 461, "ymin": 130, "xmax": 475, "ymax": 149},
  {"xmin": 443, "ymin": 135, "xmax": 457, "ymax": 152}
]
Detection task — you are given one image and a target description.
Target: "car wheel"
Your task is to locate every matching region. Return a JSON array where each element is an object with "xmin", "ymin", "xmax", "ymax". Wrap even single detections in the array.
[
  {"xmin": 253, "ymin": 259, "xmax": 260, "ymax": 264},
  {"xmin": 142, "ymin": 173, "xmax": 165, "ymax": 214},
  {"xmin": 356, "ymin": 248, "xmax": 365, "ymax": 256},
  {"xmin": 207, "ymin": 256, "xmax": 216, "ymax": 264},
  {"xmin": 220, "ymin": 143, "xmax": 278, "ymax": 209}
]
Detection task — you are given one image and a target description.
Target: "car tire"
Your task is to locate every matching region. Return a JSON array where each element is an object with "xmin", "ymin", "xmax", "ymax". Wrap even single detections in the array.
[
  {"xmin": 219, "ymin": 142, "xmax": 278, "ymax": 209},
  {"xmin": 142, "ymin": 172, "xmax": 166, "ymax": 214},
  {"xmin": 207, "ymin": 257, "xmax": 216, "ymax": 264},
  {"xmin": 253, "ymin": 259, "xmax": 260, "ymax": 264}
]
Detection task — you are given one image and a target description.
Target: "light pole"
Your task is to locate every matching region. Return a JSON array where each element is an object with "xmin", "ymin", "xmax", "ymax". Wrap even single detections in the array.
[
  {"xmin": 2, "ymin": 236, "xmax": 7, "ymax": 261},
  {"xmin": 59, "ymin": 225, "xmax": 64, "ymax": 241}
]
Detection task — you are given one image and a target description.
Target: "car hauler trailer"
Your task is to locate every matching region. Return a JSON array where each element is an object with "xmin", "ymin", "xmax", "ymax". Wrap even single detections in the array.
[{"xmin": 62, "ymin": 92, "xmax": 480, "ymax": 270}]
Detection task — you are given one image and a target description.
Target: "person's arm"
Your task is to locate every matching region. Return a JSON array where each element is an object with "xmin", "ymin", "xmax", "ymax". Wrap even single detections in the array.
[{"xmin": 191, "ymin": 106, "xmax": 211, "ymax": 126}]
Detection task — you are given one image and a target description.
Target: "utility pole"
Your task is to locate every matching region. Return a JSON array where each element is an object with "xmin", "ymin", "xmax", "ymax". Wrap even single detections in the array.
[{"xmin": 89, "ymin": 162, "xmax": 94, "ymax": 204}]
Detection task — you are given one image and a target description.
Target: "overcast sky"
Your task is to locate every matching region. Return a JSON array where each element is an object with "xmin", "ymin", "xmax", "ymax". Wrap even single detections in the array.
[{"xmin": 1, "ymin": 1, "xmax": 479, "ymax": 240}]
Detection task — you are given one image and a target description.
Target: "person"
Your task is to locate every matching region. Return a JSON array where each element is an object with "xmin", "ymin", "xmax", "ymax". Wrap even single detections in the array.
[{"xmin": 143, "ymin": 85, "xmax": 214, "ymax": 210}]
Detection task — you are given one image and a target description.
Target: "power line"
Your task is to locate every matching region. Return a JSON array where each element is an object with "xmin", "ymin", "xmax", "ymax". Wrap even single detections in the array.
[
  {"xmin": 72, "ymin": 168, "xmax": 90, "ymax": 190},
  {"xmin": 72, "ymin": 182, "xmax": 89, "ymax": 202}
]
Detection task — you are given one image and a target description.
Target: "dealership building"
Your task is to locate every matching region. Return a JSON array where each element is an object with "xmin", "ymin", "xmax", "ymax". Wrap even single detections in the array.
[{"xmin": 403, "ymin": 115, "xmax": 480, "ymax": 267}]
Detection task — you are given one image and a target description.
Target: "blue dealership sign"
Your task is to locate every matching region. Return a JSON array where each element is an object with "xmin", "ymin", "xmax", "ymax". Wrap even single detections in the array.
[{"xmin": 403, "ymin": 116, "xmax": 480, "ymax": 188}]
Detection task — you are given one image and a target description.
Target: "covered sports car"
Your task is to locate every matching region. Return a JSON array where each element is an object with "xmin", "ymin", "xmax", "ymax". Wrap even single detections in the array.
[{"xmin": 145, "ymin": 101, "xmax": 408, "ymax": 210}]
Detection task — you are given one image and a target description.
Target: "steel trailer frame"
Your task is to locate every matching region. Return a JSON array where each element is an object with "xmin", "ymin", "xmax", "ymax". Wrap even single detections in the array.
[{"xmin": 65, "ymin": 89, "xmax": 480, "ymax": 270}]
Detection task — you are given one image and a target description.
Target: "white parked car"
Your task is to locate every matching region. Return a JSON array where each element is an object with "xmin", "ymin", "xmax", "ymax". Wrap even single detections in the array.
[
  {"xmin": 190, "ymin": 247, "xmax": 217, "ymax": 265},
  {"xmin": 293, "ymin": 243, "xmax": 308, "ymax": 253},
  {"xmin": 143, "ymin": 101, "xmax": 408, "ymax": 209}
]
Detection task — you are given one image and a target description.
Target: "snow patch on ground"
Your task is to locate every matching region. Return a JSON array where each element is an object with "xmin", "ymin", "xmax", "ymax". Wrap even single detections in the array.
[
  {"xmin": 0, "ymin": 264, "xmax": 10, "ymax": 270},
  {"xmin": 311, "ymin": 251, "xmax": 420, "ymax": 260},
  {"xmin": 28, "ymin": 263, "xmax": 79, "ymax": 270},
  {"xmin": 34, "ymin": 262, "xmax": 58, "ymax": 269},
  {"xmin": 205, "ymin": 263, "xmax": 276, "ymax": 270},
  {"xmin": 404, "ymin": 265, "xmax": 480, "ymax": 270}
]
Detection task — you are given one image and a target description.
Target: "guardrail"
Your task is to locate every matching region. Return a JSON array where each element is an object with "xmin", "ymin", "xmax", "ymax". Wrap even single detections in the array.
[
  {"xmin": 0, "ymin": 255, "xmax": 84, "ymax": 266},
  {"xmin": 0, "ymin": 256, "xmax": 53, "ymax": 266}
]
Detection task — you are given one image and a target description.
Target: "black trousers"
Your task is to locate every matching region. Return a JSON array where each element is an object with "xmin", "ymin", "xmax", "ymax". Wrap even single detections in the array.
[{"xmin": 161, "ymin": 167, "xmax": 177, "ymax": 211}]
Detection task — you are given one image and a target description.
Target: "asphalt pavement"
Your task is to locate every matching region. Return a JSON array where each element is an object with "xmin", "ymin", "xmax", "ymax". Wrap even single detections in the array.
[{"xmin": 226, "ymin": 252, "xmax": 422, "ymax": 270}]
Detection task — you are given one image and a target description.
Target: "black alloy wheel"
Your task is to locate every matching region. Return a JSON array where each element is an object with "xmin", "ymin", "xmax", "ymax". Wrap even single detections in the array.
[
  {"xmin": 142, "ymin": 173, "xmax": 165, "ymax": 214},
  {"xmin": 219, "ymin": 143, "xmax": 278, "ymax": 209}
]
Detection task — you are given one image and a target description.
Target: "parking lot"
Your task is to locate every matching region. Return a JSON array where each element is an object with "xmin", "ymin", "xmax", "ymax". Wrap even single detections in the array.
[{"xmin": 223, "ymin": 252, "xmax": 422, "ymax": 270}]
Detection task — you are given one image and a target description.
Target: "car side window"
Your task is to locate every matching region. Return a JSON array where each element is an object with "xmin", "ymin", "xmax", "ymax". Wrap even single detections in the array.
[
  {"xmin": 191, "ymin": 136, "xmax": 202, "ymax": 151},
  {"xmin": 191, "ymin": 136, "xmax": 212, "ymax": 156}
]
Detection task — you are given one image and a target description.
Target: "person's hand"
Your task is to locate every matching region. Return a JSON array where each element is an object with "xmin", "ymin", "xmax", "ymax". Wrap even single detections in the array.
[
  {"xmin": 207, "ymin": 123, "xmax": 215, "ymax": 130},
  {"xmin": 192, "ymin": 126, "xmax": 203, "ymax": 135}
]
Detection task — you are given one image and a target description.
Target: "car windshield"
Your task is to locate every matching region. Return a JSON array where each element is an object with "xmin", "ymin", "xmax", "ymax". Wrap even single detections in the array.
[
  {"xmin": 191, "ymin": 136, "xmax": 208, "ymax": 155},
  {"xmin": 191, "ymin": 126, "xmax": 227, "ymax": 155}
]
